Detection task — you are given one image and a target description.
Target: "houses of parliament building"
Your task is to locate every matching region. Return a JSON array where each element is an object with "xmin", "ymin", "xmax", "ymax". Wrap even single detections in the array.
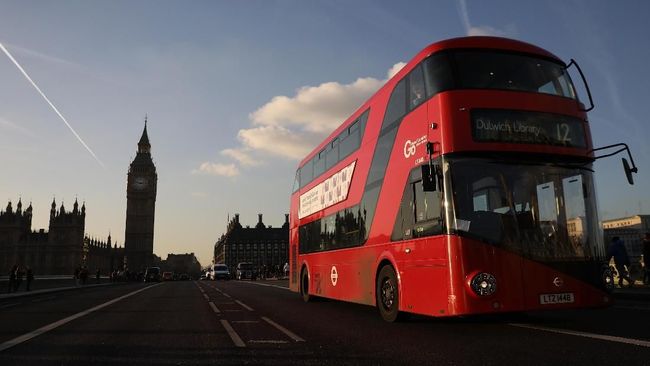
[{"xmin": 0, "ymin": 122, "xmax": 157, "ymax": 275}]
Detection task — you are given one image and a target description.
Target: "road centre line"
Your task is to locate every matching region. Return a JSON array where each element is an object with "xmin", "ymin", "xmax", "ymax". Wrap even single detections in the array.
[
  {"xmin": 262, "ymin": 316, "xmax": 305, "ymax": 342},
  {"xmin": 220, "ymin": 319, "xmax": 246, "ymax": 348},
  {"xmin": 208, "ymin": 301, "xmax": 221, "ymax": 314},
  {"xmin": 509, "ymin": 323, "xmax": 650, "ymax": 348},
  {"xmin": 234, "ymin": 300, "xmax": 254, "ymax": 311},
  {"xmin": 0, "ymin": 283, "xmax": 163, "ymax": 353}
]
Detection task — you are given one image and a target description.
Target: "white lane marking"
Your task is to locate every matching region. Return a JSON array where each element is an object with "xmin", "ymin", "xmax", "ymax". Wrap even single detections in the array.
[
  {"xmin": 209, "ymin": 301, "xmax": 221, "ymax": 314},
  {"xmin": 220, "ymin": 319, "xmax": 246, "ymax": 348},
  {"xmin": 232, "ymin": 320, "xmax": 259, "ymax": 324},
  {"xmin": 262, "ymin": 316, "xmax": 305, "ymax": 342},
  {"xmin": 0, "ymin": 302, "xmax": 21, "ymax": 309},
  {"xmin": 203, "ymin": 294, "xmax": 209, "ymax": 300},
  {"xmin": 237, "ymin": 281, "xmax": 290, "ymax": 291},
  {"xmin": 249, "ymin": 340, "xmax": 288, "ymax": 344},
  {"xmin": 234, "ymin": 300, "xmax": 254, "ymax": 311},
  {"xmin": 223, "ymin": 293, "xmax": 231, "ymax": 298},
  {"xmin": 0, "ymin": 283, "xmax": 162, "ymax": 352},
  {"xmin": 509, "ymin": 323, "xmax": 650, "ymax": 348}
]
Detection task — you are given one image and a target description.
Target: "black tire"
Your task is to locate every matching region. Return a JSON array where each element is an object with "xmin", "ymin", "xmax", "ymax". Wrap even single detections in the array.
[
  {"xmin": 376, "ymin": 265, "xmax": 408, "ymax": 322},
  {"xmin": 300, "ymin": 268, "xmax": 312, "ymax": 302}
]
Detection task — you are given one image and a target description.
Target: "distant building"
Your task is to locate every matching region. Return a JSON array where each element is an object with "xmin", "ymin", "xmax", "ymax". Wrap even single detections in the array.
[
  {"xmin": 213, "ymin": 214, "xmax": 289, "ymax": 276},
  {"xmin": 602, "ymin": 214, "xmax": 650, "ymax": 264},
  {"xmin": 0, "ymin": 198, "xmax": 123, "ymax": 275},
  {"xmin": 162, "ymin": 253, "xmax": 201, "ymax": 278}
]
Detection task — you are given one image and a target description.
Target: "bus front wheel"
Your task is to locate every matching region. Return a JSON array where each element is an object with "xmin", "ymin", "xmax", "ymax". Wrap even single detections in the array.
[
  {"xmin": 376, "ymin": 265, "xmax": 408, "ymax": 322},
  {"xmin": 300, "ymin": 268, "xmax": 312, "ymax": 303}
]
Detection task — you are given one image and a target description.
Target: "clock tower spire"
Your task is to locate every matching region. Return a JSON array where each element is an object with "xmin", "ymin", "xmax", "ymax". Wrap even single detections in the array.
[{"xmin": 124, "ymin": 118, "xmax": 157, "ymax": 272}]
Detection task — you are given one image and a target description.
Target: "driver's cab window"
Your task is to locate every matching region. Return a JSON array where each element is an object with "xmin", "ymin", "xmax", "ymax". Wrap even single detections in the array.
[{"xmin": 392, "ymin": 166, "xmax": 443, "ymax": 241}]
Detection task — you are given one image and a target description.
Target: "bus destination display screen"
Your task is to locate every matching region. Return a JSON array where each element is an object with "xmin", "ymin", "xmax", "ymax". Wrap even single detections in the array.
[{"xmin": 471, "ymin": 109, "xmax": 586, "ymax": 148}]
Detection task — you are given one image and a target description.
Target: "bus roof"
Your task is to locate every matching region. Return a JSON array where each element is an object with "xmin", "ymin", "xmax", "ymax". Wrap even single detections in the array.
[{"xmin": 297, "ymin": 36, "xmax": 563, "ymax": 168}]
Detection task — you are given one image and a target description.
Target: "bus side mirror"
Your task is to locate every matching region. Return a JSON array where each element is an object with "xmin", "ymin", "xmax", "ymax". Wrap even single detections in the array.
[
  {"xmin": 422, "ymin": 164, "xmax": 437, "ymax": 191},
  {"xmin": 622, "ymin": 158, "xmax": 635, "ymax": 185}
]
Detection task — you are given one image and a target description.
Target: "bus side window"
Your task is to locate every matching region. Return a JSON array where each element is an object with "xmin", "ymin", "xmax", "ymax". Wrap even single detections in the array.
[
  {"xmin": 383, "ymin": 79, "xmax": 407, "ymax": 130},
  {"xmin": 392, "ymin": 179, "xmax": 415, "ymax": 241},
  {"xmin": 408, "ymin": 65, "xmax": 426, "ymax": 109}
]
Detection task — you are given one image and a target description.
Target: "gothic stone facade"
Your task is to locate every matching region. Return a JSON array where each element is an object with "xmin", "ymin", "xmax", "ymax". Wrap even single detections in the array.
[
  {"xmin": 214, "ymin": 214, "xmax": 289, "ymax": 275},
  {"xmin": 0, "ymin": 199, "xmax": 123, "ymax": 275}
]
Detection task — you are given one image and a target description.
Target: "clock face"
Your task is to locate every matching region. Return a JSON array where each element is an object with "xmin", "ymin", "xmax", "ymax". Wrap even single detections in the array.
[{"xmin": 132, "ymin": 177, "xmax": 148, "ymax": 190}]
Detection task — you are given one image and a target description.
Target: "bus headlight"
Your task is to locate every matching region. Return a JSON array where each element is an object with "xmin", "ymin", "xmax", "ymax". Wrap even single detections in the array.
[{"xmin": 470, "ymin": 272, "xmax": 497, "ymax": 296}]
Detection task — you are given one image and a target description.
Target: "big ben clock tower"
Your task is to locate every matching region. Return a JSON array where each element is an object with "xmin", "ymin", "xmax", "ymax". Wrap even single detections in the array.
[{"xmin": 124, "ymin": 118, "xmax": 157, "ymax": 271}]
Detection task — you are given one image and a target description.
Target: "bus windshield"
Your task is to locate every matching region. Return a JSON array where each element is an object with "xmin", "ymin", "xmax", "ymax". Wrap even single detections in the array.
[
  {"xmin": 448, "ymin": 51, "xmax": 576, "ymax": 99},
  {"xmin": 446, "ymin": 156, "xmax": 603, "ymax": 262}
]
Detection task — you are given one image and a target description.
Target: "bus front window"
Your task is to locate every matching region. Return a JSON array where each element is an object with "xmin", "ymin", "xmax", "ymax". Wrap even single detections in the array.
[
  {"xmin": 450, "ymin": 51, "xmax": 576, "ymax": 99},
  {"xmin": 446, "ymin": 156, "xmax": 603, "ymax": 262}
]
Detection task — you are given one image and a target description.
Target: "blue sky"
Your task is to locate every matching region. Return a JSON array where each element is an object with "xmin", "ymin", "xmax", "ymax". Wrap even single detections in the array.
[{"xmin": 1, "ymin": 0, "xmax": 648, "ymax": 266}]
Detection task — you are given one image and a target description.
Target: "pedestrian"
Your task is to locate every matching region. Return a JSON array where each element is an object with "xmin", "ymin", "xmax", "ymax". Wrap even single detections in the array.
[
  {"xmin": 7, "ymin": 264, "xmax": 17, "ymax": 293},
  {"xmin": 14, "ymin": 265, "xmax": 24, "ymax": 292},
  {"xmin": 283, "ymin": 262, "xmax": 289, "ymax": 278},
  {"xmin": 26, "ymin": 266, "xmax": 34, "ymax": 291},
  {"xmin": 643, "ymin": 232, "xmax": 650, "ymax": 286},
  {"xmin": 80, "ymin": 267, "xmax": 88, "ymax": 285},
  {"xmin": 96, "ymin": 269, "xmax": 101, "ymax": 283},
  {"xmin": 74, "ymin": 266, "xmax": 80, "ymax": 287},
  {"xmin": 607, "ymin": 236, "xmax": 633, "ymax": 287}
]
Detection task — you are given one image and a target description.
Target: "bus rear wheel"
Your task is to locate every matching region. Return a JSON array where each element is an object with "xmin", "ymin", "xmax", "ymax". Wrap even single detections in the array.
[
  {"xmin": 300, "ymin": 268, "xmax": 312, "ymax": 302},
  {"xmin": 376, "ymin": 265, "xmax": 408, "ymax": 322}
]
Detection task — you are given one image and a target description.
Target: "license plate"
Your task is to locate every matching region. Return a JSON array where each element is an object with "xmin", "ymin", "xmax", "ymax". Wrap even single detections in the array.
[{"xmin": 539, "ymin": 292, "xmax": 575, "ymax": 304}]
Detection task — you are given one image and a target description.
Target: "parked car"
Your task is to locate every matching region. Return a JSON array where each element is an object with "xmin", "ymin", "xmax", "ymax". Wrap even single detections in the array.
[
  {"xmin": 213, "ymin": 264, "xmax": 230, "ymax": 280},
  {"xmin": 236, "ymin": 262, "xmax": 257, "ymax": 280},
  {"xmin": 144, "ymin": 267, "xmax": 161, "ymax": 282},
  {"xmin": 162, "ymin": 271, "xmax": 173, "ymax": 281}
]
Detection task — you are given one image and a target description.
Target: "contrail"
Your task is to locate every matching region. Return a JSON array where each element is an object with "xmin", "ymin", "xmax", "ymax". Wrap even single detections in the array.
[{"xmin": 0, "ymin": 42, "xmax": 105, "ymax": 168}]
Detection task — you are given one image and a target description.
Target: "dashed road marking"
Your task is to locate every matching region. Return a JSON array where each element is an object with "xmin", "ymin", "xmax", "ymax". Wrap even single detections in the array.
[
  {"xmin": 220, "ymin": 319, "xmax": 246, "ymax": 348},
  {"xmin": 0, "ymin": 283, "xmax": 163, "ymax": 353},
  {"xmin": 208, "ymin": 301, "xmax": 221, "ymax": 314},
  {"xmin": 509, "ymin": 323, "xmax": 650, "ymax": 348},
  {"xmin": 203, "ymin": 293, "xmax": 209, "ymax": 300},
  {"xmin": 262, "ymin": 316, "xmax": 305, "ymax": 342},
  {"xmin": 235, "ymin": 300, "xmax": 254, "ymax": 311}
]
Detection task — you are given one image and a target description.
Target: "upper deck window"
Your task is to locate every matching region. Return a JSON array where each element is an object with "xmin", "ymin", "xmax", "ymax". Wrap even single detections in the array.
[{"xmin": 452, "ymin": 51, "xmax": 576, "ymax": 99}]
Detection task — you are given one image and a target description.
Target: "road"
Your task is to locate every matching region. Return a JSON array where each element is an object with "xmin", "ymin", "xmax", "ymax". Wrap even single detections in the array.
[{"xmin": 0, "ymin": 280, "xmax": 649, "ymax": 365}]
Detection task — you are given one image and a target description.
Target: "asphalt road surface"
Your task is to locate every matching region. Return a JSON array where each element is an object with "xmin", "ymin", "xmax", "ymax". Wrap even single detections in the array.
[{"xmin": 1, "ymin": 280, "xmax": 649, "ymax": 365}]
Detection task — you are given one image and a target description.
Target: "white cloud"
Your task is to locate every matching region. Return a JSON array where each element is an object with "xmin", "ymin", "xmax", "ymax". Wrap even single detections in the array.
[
  {"xmin": 190, "ymin": 192, "xmax": 208, "ymax": 198},
  {"xmin": 192, "ymin": 162, "xmax": 239, "ymax": 177},
  {"xmin": 456, "ymin": 0, "xmax": 515, "ymax": 37},
  {"xmin": 196, "ymin": 62, "xmax": 405, "ymax": 175},
  {"xmin": 221, "ymin": 148, "xmax": 260, "ymax": 166}
]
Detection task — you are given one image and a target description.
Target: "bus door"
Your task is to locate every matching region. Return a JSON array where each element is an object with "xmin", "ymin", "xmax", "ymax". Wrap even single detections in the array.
[{"xmin": 520, "ymin": 175, "xmax": 587, "ymax": 309}]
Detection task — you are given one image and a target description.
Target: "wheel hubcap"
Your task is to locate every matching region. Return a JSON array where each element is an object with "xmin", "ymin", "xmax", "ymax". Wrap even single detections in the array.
[{"xmin": 381, "ymin": 278, "xmax": 395, "ymax": 310}]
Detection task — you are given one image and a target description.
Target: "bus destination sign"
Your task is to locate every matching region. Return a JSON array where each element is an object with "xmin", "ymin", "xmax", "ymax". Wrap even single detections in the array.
[{"xmin": 471, "ymin": 109, "xmax": 586, "ymax": 148}]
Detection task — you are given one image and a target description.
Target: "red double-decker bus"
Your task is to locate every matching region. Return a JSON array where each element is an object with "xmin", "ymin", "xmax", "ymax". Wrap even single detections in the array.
[{"xmin": 288, "ymin": 37, "xmax": 637, "ymax": 321}]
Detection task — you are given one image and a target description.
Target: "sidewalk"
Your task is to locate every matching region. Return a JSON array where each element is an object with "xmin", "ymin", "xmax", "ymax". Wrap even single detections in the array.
[{"xmin": 0, "ymin": 280, "xmax": 122, "ymax": 300}]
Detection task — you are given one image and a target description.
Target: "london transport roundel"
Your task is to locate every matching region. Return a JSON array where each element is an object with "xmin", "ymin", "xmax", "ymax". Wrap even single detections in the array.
[{"xmin": 330, "ymin": 266, "xmax": 338, "ymax": 286}]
